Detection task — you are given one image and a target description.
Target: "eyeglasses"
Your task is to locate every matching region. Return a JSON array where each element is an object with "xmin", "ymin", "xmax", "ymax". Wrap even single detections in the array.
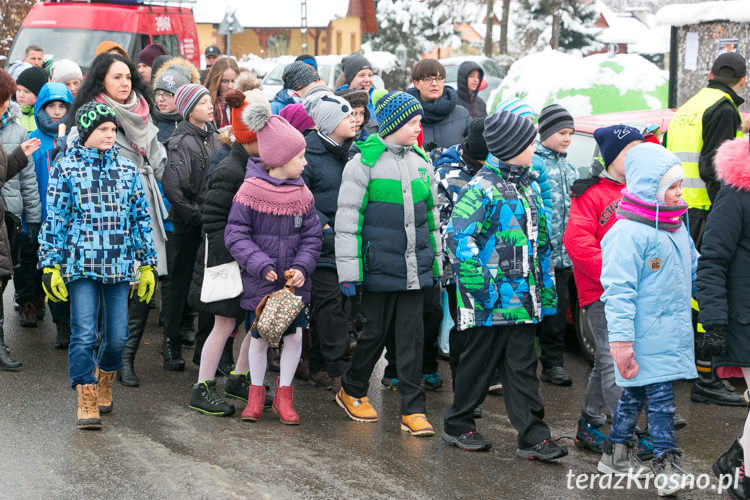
[
  {"xmin": 154, "ymin": 91, "xmax": 174, "ymax": 99},
  {"xmin": 419, "ymin": 76, "xmax": 445, "ymax": 84}
]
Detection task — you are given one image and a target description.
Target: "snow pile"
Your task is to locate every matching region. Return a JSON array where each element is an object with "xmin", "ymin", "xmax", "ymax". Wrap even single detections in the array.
[
  {"xmin": 192, "ymin": 0, "xmax": 349, "ymax": 27},
  {"xmin": 489, "ymin": 49, "xmax": 668, "ymax": 116},
  {"xmin": 596, "ymin": 0, "xmax": 669, "ymax": 55},
  {"xmin": 362, "ymin": 51, "xmax": 399, "ymax": 73},
  {"xmin": 656, "ymin": 1, "xmax": 750, "ymax": 26}
]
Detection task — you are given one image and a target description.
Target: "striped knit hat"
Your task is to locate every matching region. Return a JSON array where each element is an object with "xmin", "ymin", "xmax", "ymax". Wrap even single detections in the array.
[
  {"xmin": 174, "ymin": 83, "xmax": 210, "ymax": 119},
  {"xmin": 372, "ymin": 89, "xmax": 423, "ymax": 138},
  {"xmin": 538, "ymin": 104, "xmax": 574, "ymax": 141},
  {"xmin": 494, "ymin": 96, "xmax": 536, "ymax": 121},
  {"xmin": 483, "ymin": 110, "xmax": 537, "ymax": 162}
]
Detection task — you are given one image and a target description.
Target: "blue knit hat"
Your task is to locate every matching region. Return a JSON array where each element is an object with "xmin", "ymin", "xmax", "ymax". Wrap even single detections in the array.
[
  {"xmin": 372, "ymin": 89, "xmax": 423, "ymax": 137},
  {"xmin": 494, "ymin": 96, "xmax": 536, "ymax": 121},
  {"xmin": 593, "ymin": 125, "xmax": 644, "ymax": 167}
]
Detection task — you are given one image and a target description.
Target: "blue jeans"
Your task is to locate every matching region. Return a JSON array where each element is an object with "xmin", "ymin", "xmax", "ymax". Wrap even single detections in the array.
[
  {"xmin": 68, "ymin": 279, "xmax": 129, "ymax": 388},
  {"xmin": 609, "ymin": 382, "xmax": 676, "ymax": 458}
]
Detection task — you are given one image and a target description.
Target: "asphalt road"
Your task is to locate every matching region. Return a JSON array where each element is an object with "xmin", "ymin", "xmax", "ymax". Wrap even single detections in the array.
[{"xmin": 0, "ymin": 287, "xmax": 746, "ymax": 499}]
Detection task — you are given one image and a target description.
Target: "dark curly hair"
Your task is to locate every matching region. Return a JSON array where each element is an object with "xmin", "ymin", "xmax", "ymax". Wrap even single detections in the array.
[
  {"xmin": 0, "ymin": 69, "xmax": 16, "ymax": 104},
  {"xmin": 68, "ymin": 52, "xmax": 155, "ymax": 126}
]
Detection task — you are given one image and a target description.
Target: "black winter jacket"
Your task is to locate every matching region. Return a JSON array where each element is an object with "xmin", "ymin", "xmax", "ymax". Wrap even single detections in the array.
[
  {"xmin": 154, "ymin": 110, "xmax": 181, "ymax": 144},
  {"xmin": 456, "ymin": 61, "xmax": 487, "ymax": 119},
  {"xmin": 406, "ymin": 86, "xmax": 471, "ymax": 152},
  {"xmin": 163, "ymin": 120, "xmax": 221, "ymax": 233}
]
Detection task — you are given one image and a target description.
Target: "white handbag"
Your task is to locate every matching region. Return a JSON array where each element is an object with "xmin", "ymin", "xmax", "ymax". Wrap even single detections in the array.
[{"xmin": 200, "ymin": 235, "xmax": 244, "ymax": 303}]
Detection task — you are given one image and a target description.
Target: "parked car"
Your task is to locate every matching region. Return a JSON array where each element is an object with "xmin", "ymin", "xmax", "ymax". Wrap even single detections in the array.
[{"xmin": 439, "ymin": 55, "xmax": 508, "ymax": 108}]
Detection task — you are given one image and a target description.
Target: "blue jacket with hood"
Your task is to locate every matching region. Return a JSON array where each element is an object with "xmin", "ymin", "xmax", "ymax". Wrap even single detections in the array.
[
  {"xmin": 30, "ymin": 83, "xmax": 73, "ymax": 221},
  {"xmin": 600, "ymin": 143, "xmax": 698, "ymax": 387}
]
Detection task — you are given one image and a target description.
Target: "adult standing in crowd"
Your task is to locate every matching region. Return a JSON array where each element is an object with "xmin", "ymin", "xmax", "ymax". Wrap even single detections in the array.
[
  {"xmin": 455, "ymin": 61, "xmax": 487, "ymax": 119},
  {"xmin": 136, "ymin": 44, "xmax": 168, "ymax": 89},
  {"xmin": 200, "ymin": 45, "xmax": 222, "ymax": 84},
  {"xmin": 23, "ymin": 46, "xmax": 44, "ymax": 67},
  {"xmin": 336, "ymin": 53, "xmax": 377, "ymax": 133},
  {"xmin": 204, "ymin": 57, "xmax": 239, "ymax": 128},
  {"xmin": 50, "ymin": 60, "xmax": 83, "ymax": 99}
]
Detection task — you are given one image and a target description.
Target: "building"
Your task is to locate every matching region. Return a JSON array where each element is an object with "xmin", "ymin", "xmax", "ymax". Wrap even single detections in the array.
[
  {"xmin": 192, "ymin": 0, "xmax": 376, "ymax": 58},
  {"xmin": 593, "ymin": 0, "xmax": 669, "ymax": 61}
]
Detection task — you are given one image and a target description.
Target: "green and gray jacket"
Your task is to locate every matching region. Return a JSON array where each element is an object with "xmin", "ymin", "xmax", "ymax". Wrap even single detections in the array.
[{"xmin": 335, "ymin": 134, "xmax": 441, "ymax": 292}]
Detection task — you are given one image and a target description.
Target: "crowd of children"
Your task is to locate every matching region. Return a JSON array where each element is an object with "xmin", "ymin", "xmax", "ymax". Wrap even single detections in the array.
[{"xmin": 2, "ymin": 45, "xmax": 750, "ymax": 498}]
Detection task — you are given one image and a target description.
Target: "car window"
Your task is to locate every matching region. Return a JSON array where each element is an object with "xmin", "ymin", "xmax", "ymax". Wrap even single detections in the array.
[
  {"xmin": 567, "ymin": 133, "xmax": 599, "ymax": 176},
  {"xmin": 482, "ymin": 60, "xmax": 504, "ymax": 78},
  {"xmin": 444, "ymin": 65, "xmax": 458, "ymax": 82}
]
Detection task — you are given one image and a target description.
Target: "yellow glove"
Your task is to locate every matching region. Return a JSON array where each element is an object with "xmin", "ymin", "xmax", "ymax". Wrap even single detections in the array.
[
  {"xmin": 135, "ymin": 265, "xmax": 156, "ymax": 303},
  {"xmin": 42, "ymin": 265, "xmax": 68, "ymax": 303}
]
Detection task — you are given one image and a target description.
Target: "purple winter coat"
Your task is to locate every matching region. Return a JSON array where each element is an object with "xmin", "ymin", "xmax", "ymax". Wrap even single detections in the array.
[{"xmin": 224, "ymin": 158, "xmax": 322, "ymax": 311}]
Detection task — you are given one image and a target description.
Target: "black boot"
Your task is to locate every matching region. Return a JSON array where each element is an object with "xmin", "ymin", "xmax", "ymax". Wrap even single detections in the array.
[
  {"xmin": 714, "ymin": 439, "xmax": 744, "ymax": 478},
  {"xmin": 119, "ymin": 298, "xmax": 148, "ymax": 387},
  {"xmin": 162, "ymin": 336, "xmax": 185, "ymax": 371},
  {"xmin": 216, "ymin": 336, "xmax": 235, "ymax": 377},
  {"xmin": 691, "ymin": 368, "xmax": 746, "ymax": 406},
  {"xmin": 180, "ymin": 313, "xmax": 196, "ymax": 346},
  {"xmin": 54, "ymin": 322, "xmax": 71, "ymax": 349},
  {"xmin": 0, "ymin": 327, "xmax": 21, "ymax": 371}
]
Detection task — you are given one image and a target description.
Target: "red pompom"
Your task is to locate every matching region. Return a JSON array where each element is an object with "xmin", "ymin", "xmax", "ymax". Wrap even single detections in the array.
[{"xmin": 224, "ymin": 89, "xmax": 246, "ymax": 109}]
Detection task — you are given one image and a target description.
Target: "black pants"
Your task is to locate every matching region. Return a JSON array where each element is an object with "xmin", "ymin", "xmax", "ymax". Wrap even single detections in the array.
[
  {"xmin": 537, "ymin": 267, "xmax": 572, "ymax": 370},
  {"xmin": 422, "ymin": 284, "xmax": 442, "ymax": 374},
  {"xmin": 445, "ymin": 284, "xmax": 463, "ymax": 388},
  {"xmin": 687, "ymin": 207, "xmax": 708, "ymax": 251},
  {"xmin": 444, "ymin": 324, "xmax": 550, "ymax": 448},
  {"xmin": 13, "ymin": 232, "xmax": 41, "ymax": 304},
  {"xmin": 342, "ymin": 290, "xmax": 425, "ymax": 415},
  {"xmin": 163, "ymin": 228, "xmax": 201, "ymax": 342},
  {"xmin": 308, "ymin": 267, "xmax": 350, "ymax": 378}
]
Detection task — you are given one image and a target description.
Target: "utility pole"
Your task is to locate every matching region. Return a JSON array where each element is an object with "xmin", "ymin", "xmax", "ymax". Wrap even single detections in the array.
[{"xmin": 300, "ymin": 0, "xmax": 308, "ymax": 53}]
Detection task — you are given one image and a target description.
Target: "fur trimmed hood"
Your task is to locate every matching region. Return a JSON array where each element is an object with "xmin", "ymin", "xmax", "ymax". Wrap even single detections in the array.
[
  {"xmin": 2, "ymin": 101, "xmax": 22, "ymax": 124},
  {"xmin": 715, "ymin": 138, "xmax": 750, "ymax": 191},
  {"xmin": 152, "ymin": 56, "xmax": 200, "ymax": 87}
]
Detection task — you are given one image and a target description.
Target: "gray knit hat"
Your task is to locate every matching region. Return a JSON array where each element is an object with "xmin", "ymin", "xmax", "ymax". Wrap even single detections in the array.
[
  {"xmin": 483, "ymin": 110, "xmax": 537, "ymax": 162},
  {"xmin": 303, "ymin": 91, "xmax": 353, "ymax": 136},
  {"xmin": 538, "ymin": 104, "xmax": 574, "ymax": 141},
  {"xmin": 283, "ymin": 61, "xmax": 320, "ymax": 91},
  {"xmin": 341, "ymin": 53, "xmax": 372, "ymax": 85},
  {"xmin": 154, "ymin": 64, "xmax": 192, "ymax": 95}
]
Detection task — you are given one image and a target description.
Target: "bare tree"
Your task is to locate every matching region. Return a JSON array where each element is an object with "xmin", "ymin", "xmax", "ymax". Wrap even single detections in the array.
[
  {"xmin": 0, "ymin": 0, "xmax": 34, "ymax": 62},
  {"xmin": 499, "ymin": 0, "xmax": 511, "ymax": 54},
  {"xmin": 484, "ymin": 0, "xmax": 494, "ymax": 56}
]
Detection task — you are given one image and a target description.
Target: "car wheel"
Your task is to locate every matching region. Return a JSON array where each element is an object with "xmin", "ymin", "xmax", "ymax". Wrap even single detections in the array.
[{"xmin": 575, "ymin": 302, "xmax": 596, "ymax": 366}]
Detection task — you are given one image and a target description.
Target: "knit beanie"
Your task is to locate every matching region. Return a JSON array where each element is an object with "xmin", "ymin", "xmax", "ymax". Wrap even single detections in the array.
[
  {"xmin": 295, "ymin": 54, "xmax": 318, "ymax": 69},
  {"xmin": 494, "ymin": 96, "xmax": 536, "ymax": 121},
  {"xmin": 341, "ymin": 53, "xmax": 372, "ymax": 85},
  {"xmin": 16, "ymin": 66, "xmax": 48, "ymax": 96},
  {"xmin": 538, "ymin": 104, "xmax": 574, "ymax": 141},
  {"xmin": 50, "ymin": 59, "xmax": 82, "ymax": 84},
  {"xmin": 94, "ymin": 41, "xmax": 129, "ymax": 60},
  {"xmin": 138, "ymin": 44, "xmax": 167, "ymax": 67},
  {"xmin": 483, "ymin": 110, "xmax": 537, "ymax": 162},
  {"xmin": 372, "ymin": 89, "xmax": 423, "ymax": 138},
  {"xmin": 282, "ymin": 61, "xmax": 320, "ymax": 91},
  {"xmin": 7, "ymin": 62, "xmax": 31, "ymax": 82},
  {"xmin": 656, "ymin": 164, "xmax": 685, "ymax": 203},
  {"xmin": 154, "ymin": 64, "xmax": 192, "ymax": 95},
  {"xmin": 75, "ymin": 101, "xmax": 118, "ymax": 145},
  {"xmin": 174, "ymin": 83, "xmax": 210, "ymax": 119},
  {"xmin": 463, "ymin": 118, "xmax": 488, "ymax": 162},
  {"xmin": 593, "ymin": 125, "xmax": 644, "ymax": 167},
  {"xmin": 336, "ymin": 88, "xmax": 370, "ymax": 123},
  {"xmin": 243, "ymin": 102, "xmax": 306, "ymax": 168},
  {"xmin": 279, "ymin": 104, "xmax": 316, "ymax": 133},
  {"xmin": 303, "ymin": 91, "xmax": 353, "ymax": 136},
  {"xmin": 226, "ymin": 88, "xmax": 269, "ymax": 144}
]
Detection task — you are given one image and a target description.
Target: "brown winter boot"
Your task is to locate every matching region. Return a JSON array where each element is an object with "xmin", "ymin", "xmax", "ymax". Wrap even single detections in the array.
[
  {"xmin": 240, "ymin": 385, "xmax": 266, "ymax": 422},
  {"xmin": 96, "ymin": 368, "xmax": 116, "ymax": 414},
  {"xmin": 76, "ymin": 384, "xmax": 102, "ymax": 429},
  {"xmin": 272, "ymin": 377, "xmax": 300, "ymax": 425}
]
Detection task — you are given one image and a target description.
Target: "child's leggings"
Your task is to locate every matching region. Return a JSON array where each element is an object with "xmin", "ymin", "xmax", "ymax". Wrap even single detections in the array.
[
  {"xmin": 738, "ymin": 368, "xmax": 750, "ymax": 466},
  {"xmin": 608, "ymin": 382, "xmax": 676, "ymax": 458},
  {"xmin": 248, "ymin": 328, "xmax": 303, "ymax": 387}
]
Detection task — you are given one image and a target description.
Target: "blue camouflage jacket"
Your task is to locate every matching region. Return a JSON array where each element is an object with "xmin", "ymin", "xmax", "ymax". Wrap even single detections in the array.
[
  {"xmin": 38, "ymin": 141, "xmax": 157, "ymax": 284},
  {"xmin": 531, "ymin": 141, "xmax": 578, "ymax": 269},
  {"xmin": 447, "ymin": 154, "xmax": 557, "ymax": 330}
]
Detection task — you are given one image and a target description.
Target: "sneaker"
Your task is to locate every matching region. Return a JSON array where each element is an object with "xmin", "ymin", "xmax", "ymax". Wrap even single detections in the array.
[
  {"xmin": 311, "ymin": 371, "xmax": 333, "ymax": 390},
  {"xmin": 400, "ymin": 413, "xmax": 434, "ymax": 437},
  {"xmin": 517, "ymin": 439, "xmax": 569, "ymax": 462},
  {"xmin": 540, "ymin": 366, "xmax": 572, "ymax": 386},
  {"xmin": 189, "ymin": 379, "xmax": 235, "ymax": 417},
  {"xmin": 335, "ymin": 387, "xmax": 378, "ymax": 422},
  {"xmin": 442, "ymin": 430, "xmax": 492, "ymax": 451},
  {"xmin": 381, "ymin": 377, "xmax": 399, "ymax": 391},
  {"xmin": 575, "ymin": 417, "xmax": 607, "ymax": 453},
  {"xmin": 597, "ymin": 439, "xmax": 651, "ymax": 478},
  {"xmin": 634, "ymin": 428, "xmax": 654, "ymax": 461},
  {"xmin": 422, "ymin": 372, "xmax": 443, "ymax": 391},
  {"xmin": 224, "ymin": 371, "xmax": 251, "ymax": 402},
  {"xmin": 652, "ymin": 448, "xmax": 691, "ymax": 496},
  {"xmin": 18, "ymin": 302, "xmax": 37, "ymax": 328}
]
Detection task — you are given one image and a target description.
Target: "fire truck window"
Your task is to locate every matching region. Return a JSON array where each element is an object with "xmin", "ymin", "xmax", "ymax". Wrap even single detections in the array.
[{"xmin": 152, "ymin": 35, "xmax": 178, "ymax": 56}]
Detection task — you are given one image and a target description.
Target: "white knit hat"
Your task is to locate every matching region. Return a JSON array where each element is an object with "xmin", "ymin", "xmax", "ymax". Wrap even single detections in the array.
[
  {"xmin": 50, "ymin": 59, "xmax": 82, "ymax": 84},
  {"xmin": 656, "ymin": 164, "xmax": 685, "ymax": 203}
]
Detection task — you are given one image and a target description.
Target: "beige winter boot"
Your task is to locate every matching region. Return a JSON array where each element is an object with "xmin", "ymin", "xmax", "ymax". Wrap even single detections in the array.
[
  {"xmin": 76, "ymin": 384, "xmax": 102, "ymax": 429},
  {"xmin": 96, "ymin": 368, "xmax": 116, "ymax": 414}
]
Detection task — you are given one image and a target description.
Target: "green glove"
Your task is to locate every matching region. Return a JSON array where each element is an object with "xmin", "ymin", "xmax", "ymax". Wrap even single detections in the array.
[
  {"xmin": 42, "ymin": 265, "xmax": 68, "ymax": 303},
  {"xmin": 135, "ymin": 265, "xmax": 156, "ymax": 303}
]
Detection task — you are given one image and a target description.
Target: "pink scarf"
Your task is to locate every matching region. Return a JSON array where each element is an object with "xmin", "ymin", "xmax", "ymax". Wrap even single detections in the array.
[
  {"xmin": 234, "ymin": 177, "xmax": 313, "ymax": 216},
  {"xmin": 615, "ymin": 189, "xmax": 688, "ymax": 232}
]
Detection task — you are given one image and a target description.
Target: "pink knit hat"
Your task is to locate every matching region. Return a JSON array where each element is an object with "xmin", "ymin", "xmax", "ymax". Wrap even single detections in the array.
[
  {"xmin": 243, "ymin": 102, "xmax": 306, "ymax": 168},
  {"xmin": 279, "ymin": 103, "xmax": 315, "ymax": 133}
]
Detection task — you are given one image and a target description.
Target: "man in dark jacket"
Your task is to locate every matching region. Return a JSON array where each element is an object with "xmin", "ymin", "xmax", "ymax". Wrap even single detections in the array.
[
  {"xmin": 302, "ymin": 90, "xmax": 358, "ymax": 393},
  {"xmin": 456, "ymin": 61, "xmax": 487, "ymax": 119}
]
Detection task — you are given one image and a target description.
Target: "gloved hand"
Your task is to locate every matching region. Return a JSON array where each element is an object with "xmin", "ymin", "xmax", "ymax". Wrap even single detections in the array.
[
  {"xmin": 340, "ymin": 282, "xmax": 359, "ymax": 297},
  {"xmin": 42, "ymin": 265, "xmax": 68, "ymax": 303},
  {"xmin": 703, "ymin": 326, "xmax": 728, "ymax": 357},
  {"xmin": 135, "ymin": 265, "xmax": 156, "ymax": 303},
  {"xmin": 610, "ymin": 341, "xmax": 639, "ymax": 379}
]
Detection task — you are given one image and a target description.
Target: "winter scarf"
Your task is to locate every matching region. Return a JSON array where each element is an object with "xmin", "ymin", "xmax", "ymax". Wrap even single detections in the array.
[
  {"xmin": 36, "ymin": 108, "xmax": 67, "ymax": 137},
  {"xmin": 0, "ymin": 110, "xmax": 9, "ymax": 129},
  {"xmin": 318, "ymin": 131, "xmax": 354, "ymax": 163},
  {"xmin": 95, "ymin": 92, "xmax": 154, "ymax": 157},
  {"xmin": 615, "ymin": 189, "xmax": 688, "ymax": 232},
  {"xmin": 234, "ymin": 176, "xmax": 314, "ymax": 216},
  {"xmin": 407, "ymin": 86, "xmax": 458, "ymax": 125}
]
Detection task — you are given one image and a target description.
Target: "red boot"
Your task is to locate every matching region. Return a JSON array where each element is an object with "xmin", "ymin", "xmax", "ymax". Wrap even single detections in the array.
[
  {"xmin": 272, "ymin": 377, "xmax": 300, "ymax": 425},
  {"xmin": 240, "ymin": 385, "xmax": 266, "ymax": 422}
]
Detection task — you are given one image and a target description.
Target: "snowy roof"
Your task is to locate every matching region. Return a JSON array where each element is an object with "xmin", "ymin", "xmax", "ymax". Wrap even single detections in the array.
[
  {"xmin": 596, "ymin": 0, "xmax": 669, "ymax": 55},
  {"xmin": 656, "ymin": 1, "xmax": 750, "ymax": 26},
  {"xmin": 192, "ymin": 0, "xmax": 350, "ymax": 28}
]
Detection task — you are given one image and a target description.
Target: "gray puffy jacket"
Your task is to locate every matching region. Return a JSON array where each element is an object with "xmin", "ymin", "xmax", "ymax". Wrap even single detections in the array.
[{"xmin": 0, "ymin": 102, "xmax": 41, "ymax": 223}]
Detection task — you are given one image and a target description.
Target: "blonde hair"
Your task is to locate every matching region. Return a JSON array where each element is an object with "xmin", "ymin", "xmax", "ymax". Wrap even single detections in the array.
[{"xmin": 204, "ymin": 57, "xmax": 240, "ymax": 111}]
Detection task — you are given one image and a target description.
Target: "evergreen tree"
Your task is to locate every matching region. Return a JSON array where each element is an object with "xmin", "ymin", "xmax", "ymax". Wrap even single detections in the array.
[
  {"xmin": 514, "ymin": 0, "xmax": 600, "ymax": 54},
  {"xmin": 0, "ymin": 0, "xmax": 34, "ymax": 63}
]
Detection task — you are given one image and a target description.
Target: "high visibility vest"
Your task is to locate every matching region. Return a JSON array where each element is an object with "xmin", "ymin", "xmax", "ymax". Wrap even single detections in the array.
[{"xmin": 666, "ymin": 87, "xmax": 743, "ymax": 210}]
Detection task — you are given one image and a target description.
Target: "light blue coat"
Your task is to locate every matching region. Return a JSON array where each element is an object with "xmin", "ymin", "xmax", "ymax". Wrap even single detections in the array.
[{"xmin": 600, "ymin": 143, "xmax": 698, "ymax": 387}]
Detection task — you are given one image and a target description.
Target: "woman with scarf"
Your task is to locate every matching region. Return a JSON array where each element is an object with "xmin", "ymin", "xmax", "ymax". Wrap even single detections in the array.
[
  {"xmin": 204, "ymin": 57, "xmax": 239, "ymax": 129},
  {"xmin": 67, "ymin": 53, "xmax": 168, "ymax": 385}
]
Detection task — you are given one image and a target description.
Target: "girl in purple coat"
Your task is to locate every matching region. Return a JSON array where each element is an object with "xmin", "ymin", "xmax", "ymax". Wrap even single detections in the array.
[{"xmin": 225, "ymin": 103, "xmax": 321, "ymax": 424}]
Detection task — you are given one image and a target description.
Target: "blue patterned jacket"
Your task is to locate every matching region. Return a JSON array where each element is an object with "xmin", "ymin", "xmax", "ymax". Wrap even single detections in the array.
[
  {"xmin": 38, "ymin": 141, "xmax": 157, "ymax": 284},
  {"xmin": 446, "ymin": 154, "xmax": 556, "ymax": 330}
]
